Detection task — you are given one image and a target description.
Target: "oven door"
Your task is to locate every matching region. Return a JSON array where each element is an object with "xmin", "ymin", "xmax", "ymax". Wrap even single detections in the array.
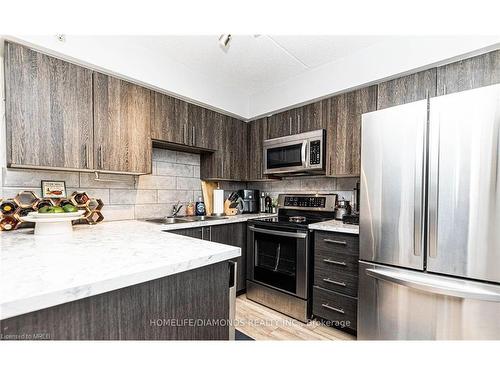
[
  {"xmin": 247, "ymin": 225, "xmax": 309, "ymax": 299},
  {"xmin": 263, "ymin": 139, "xmax": 307, "ymax": 174}
]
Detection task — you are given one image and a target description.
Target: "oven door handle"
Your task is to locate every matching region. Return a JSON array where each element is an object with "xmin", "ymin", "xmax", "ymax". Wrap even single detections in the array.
[{"xmin": 248, "ymin": 226, "xmax": 308, "ymax": 239}]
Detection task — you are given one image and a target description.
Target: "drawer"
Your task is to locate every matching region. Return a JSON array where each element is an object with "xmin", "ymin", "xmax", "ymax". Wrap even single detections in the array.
[
  {"xmin": 314, "ymin": 250, "xmax": 358, "ymax": 276},
  {"xmin": 313, "ymin": 286, "xmax": 357, "ymax": 331},
  {"xmin": 314, "ymin": 231, "xmax": 359, "ymax": 257},
  {"xmin": 314, "ymin": 265, "xmax": 358, "ymax": 297}
]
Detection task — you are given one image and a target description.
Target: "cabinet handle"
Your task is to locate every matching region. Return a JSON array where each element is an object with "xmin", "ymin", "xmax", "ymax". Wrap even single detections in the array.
[
  {"xmin": 97, "ymin": 146, "xmax": 102, "ymax": 169},
  {"xmin": 83, "ymin": 144, "xmax": 88, "ymax": 169},
  {"xmin": 323, "ymin": 278, "xmax": 346, "ymax": 287},
  {"xmin": 289, "ymin": 117, "xmax": 292, "ymax": 135},
  {"xmin": 323, "ymin": 238, "xmax": 347, "ymax": 246},
  {"xmin": 321, "ymin": 303, "xmax": 345, "ymax": 314},
  {"xmin": 323, "ymin": 258, "xmax": 347, "ymax": 266},
  {"xmin": 297, "ymin": 114, "xmax": 301, "ymax": 133},
  {"xmin": 192, "ymin": 125, "xmax": 195, "ymax": 145},
  {"xmin": 209, "ymin": 226, "xmax": 212, "ymax": 241}
]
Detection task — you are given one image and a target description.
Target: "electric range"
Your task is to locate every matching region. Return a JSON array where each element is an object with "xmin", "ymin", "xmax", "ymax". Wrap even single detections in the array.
[{"xmin": 246, "ymin": 193, "xmax": 337, "ymax": 322}]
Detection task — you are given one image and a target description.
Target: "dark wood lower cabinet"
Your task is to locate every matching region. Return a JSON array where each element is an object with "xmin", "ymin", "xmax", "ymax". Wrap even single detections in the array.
[
  {"xmin": 312, "ymin": 230, "xmax": 359, "ymax": 335},
  {"xmin": 170, "ymin": 223, "xmax": 247, "ymax": 293},
  {"xmin": 0, "ymin": 262, "xmax": 230, "ymax": 340}
]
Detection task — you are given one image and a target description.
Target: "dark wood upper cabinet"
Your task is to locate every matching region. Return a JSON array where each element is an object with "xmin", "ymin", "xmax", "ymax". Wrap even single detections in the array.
[
  {"xmin": 437, "ymin": 50, "xmax": 500, "ymax": 96},
  {"xmin": 266, "ymin": 110, "xmax": 292, "ymax": 139},
  {"xmin": 323, "ymin": 85, "xmax": 377, "ymax": 176},
  {"xmin": 295, "ymin": 101, "xmax": 323, "ymax": 133},
  {"xmin": 93, "ymin": 72, "xmax": 152, "ymax": 174},
  {"xmin": 151, "ymin": 92, "xmax": 187, "ymax": 145},
  {"xmin": 266, "ymin": 101, "xmax": 322, "ymax": 139},
  {"xmin": 247, "ymin": 118, "xmax": 268, "ymax": 181},
  {"xmin": 5, "ymin": 42, "xmax": 93, "ymax": 170},
  {"xmin": 377, "ymin": 69, "xmax": 437, "ymax": 110}
]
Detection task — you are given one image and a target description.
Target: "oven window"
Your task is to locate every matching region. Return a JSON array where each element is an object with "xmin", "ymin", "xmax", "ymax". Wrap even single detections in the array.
[
  {"xmin": 266, "ymin": 144, "xmax": 303, "ymax": 169},
  {"xmin": 253, "ymin": 231, "xmax": 297, "ymax": 293}
]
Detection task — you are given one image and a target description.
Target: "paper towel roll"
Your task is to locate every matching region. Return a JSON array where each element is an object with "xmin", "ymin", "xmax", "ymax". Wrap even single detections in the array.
[{"xmin": 213, "ymin": 188, "xmax": 224, "ymax": 216}]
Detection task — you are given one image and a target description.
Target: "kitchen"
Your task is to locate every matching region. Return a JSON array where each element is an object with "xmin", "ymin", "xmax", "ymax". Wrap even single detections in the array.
[{"xmin": 1, "ymin": 6, "xmax": 500, "ymax": 374}]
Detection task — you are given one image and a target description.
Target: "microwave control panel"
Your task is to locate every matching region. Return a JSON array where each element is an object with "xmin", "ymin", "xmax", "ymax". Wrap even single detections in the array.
[{"xmin": 309, "ymin": 140, "xmax": 321, "ymax": 165}]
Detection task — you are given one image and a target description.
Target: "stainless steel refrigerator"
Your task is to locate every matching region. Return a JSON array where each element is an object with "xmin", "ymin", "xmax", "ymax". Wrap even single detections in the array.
[{"xmin": 358, "ymin": 83, "xmax": 500, "ymax": 340}]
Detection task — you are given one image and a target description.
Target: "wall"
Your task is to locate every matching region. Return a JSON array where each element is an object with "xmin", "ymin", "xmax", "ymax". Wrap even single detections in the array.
[
  {"xmin": 247, "ymin": 177, "xmax": 358, "ymax": 204},
  {"xmin": 1, "ymin": 149, "xmax": 203, "ymax": 221}
]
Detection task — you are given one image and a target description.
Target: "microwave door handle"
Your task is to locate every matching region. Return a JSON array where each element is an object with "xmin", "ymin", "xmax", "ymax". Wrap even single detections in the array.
[{"xmin": 301, "ymin": 140, "xmax": 307, "ymax": 167}]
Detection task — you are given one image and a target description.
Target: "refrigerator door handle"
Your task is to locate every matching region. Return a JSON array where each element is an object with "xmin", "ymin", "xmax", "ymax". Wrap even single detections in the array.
[
  {"xmin": 365, "ymin": 268, "xmax": 500, "ymax": 302},
  {"xmin": 413, "ymin": 112, "xmax": 427, "ymax": 257},
  {"xmin": 427, "ymin": 110, "xmax": 440, "ymax": 259}
]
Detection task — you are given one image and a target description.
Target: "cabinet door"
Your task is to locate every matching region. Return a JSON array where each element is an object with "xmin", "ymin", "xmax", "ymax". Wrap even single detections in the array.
[
  {"xmin": 186, "ymin": 104, "xmax": 217, "ymax": 150},
  {"xmin": 323, "ymin": 86, "xmax": 377, "ymax": 176},
  {"xmin": 5, "ymin": 42, "xmax": 93, "ymax": 170},
  {"xmin": 377, "ymin": 69, "xmax": 437, "ymax": 110},
  {"xmin": 210, "ymin": 223, "xmax": 247, "ymax": 292},
  {"xmin": 151, "ymin": 92, "xmax": 187, "ymax": 144},
  {"xmin": 437, "ymin": 50, "xmax": 500, "ymax": 96},
  {"xmin": 200, "ymin": 112, "xmax": 224, "ymax": 179},
  {"xmin": 247, "ymin": 118, "xmax": 268, "ymax": 180},
  {"xmin": 227, "ymin": 118, "xmax": 248, "ymax": 181},
  {"xmin": 170, "ymin": 227, "xmax": 203, "ymax": 239},
  {"xmin": 93, "ymin": 72, "xmax": 152, "ymax": 174},
  {"xmin": 267, "ymin": 110, "xmax": 293, "ymax": 139},
  {"xmin": 295, "ymin": 102, "xmax": 322, "ymax": 133}
]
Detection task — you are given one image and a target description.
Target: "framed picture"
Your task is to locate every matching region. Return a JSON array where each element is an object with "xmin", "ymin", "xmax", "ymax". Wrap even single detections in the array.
[{"xmin": 41, "ymin": 180, "xmax": 67, "ymax": 198}]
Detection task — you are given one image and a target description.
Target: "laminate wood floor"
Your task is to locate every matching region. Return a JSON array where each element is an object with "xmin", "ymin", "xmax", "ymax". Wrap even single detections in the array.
[{"xmin": 235, "ymin": 294, "xmax": 355, "ymax": 341}]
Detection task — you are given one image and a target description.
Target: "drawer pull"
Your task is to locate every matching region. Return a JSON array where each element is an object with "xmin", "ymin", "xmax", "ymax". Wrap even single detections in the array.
[
  {"xmin": 323, "ymin": 258, "xmax": 347, "ymax": 266},
  {"xmin": 321, "ymin": 303, "xmax": 345, "ymax": 314},
  {"xmin": 323, "ymin": 278, "xmax": 346, "ymax": 287},
  {"xmin": 323, "ymin": 239, "xmax": 347, "ymax": 246}
]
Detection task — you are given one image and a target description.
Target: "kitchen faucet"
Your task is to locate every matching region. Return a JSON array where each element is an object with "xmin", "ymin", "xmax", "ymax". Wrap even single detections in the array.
[{"xmin": 171, "ymin": 202, "xmax": 183, "ymax": 217}]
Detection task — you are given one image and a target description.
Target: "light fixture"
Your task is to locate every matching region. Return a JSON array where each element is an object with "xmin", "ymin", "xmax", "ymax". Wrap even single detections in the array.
[
  {"xmin": 218, "ymin": 34, "xmax": 232, "ymax": 49},
  {"xmin": 55, "ymin": 34, "xmax": 66, "ymax": 42}
]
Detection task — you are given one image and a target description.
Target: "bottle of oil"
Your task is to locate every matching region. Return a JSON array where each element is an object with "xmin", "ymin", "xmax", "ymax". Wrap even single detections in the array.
[{"xmin": 264, "ymin": 193, "xmax": 272, "ymax": 213}]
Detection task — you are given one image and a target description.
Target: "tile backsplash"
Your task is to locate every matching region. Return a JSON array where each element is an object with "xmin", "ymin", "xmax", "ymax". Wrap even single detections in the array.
[
  {"xmin": 247, "ymin": 176, "xmax": 359, "ymax": 203},
  {"xmin": 0, "ymin": 148, "xmax": 203, "ymax": 221},
  {"xmin": 1, "ymin": 147, "xmax": 359, "ymax": 222}
]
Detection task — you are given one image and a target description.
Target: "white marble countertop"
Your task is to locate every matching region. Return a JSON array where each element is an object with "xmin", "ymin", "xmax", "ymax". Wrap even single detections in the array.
[
  {"xmin": 0, "ymin": 220, "xmax": 241, "ymax": 320},
  {"xmin": 308, "ymin": 219, "xmax": 359, "ymax": 234},
  {"xmin": 159, "ymin": 213, "xmax": 276, "ymax": 231}
]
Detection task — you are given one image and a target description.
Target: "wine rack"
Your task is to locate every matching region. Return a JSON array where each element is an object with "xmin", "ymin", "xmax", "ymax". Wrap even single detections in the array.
[{"xmin": 0, "ymin": 190, "xmax": 105, "ymax": 231}]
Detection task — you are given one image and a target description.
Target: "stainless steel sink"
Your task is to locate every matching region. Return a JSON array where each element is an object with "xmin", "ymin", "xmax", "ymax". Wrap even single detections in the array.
[
  {"xmin": 143, "ymin": 217, "xmax": 189, "ymax": 224},
  {"xmin": 142, "ymin": 216, "xmax": 228, "ymax": 224},
  {"xmin": 181, "ymin": 216, "xmax": 228, "ymax": 222}
]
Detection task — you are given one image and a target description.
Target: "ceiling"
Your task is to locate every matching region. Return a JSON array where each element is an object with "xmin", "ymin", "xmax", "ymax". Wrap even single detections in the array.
[
  {"xmin": 150, "ymin": 35, "xmax": 393, "ymax": 94},
  {"xmin": 7, "ymin": 35, "xmax": 500, "ymax": 119}
]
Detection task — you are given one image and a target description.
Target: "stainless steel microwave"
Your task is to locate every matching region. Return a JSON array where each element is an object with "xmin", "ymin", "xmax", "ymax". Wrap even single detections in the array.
[{"xmin": 263, "ymin": 129, "xmax": 326, "ymax": 176}]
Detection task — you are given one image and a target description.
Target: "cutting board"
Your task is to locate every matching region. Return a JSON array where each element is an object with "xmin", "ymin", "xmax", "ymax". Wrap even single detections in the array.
[{"xmin": 201, "ymin": 180, "xmax": 218, "ymax": 216}]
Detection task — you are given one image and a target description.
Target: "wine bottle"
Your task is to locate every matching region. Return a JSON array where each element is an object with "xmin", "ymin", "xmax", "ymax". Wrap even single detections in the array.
[
  {"xmin": 0, "ymin": 200, "xmax": 18, "ymax": 215},
  {"xmin": 0, "ymin": 216, "xmax": 19, "ymax": 231}
]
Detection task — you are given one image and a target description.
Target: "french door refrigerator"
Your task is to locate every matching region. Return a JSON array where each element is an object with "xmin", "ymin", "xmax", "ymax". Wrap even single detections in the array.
[{"xmin": 358, "ymin": 84, "xmax": 500, "ymax": 340}]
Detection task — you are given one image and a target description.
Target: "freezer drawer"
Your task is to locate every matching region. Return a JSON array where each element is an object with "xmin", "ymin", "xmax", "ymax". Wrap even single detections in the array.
[
  {"xmin": 358, "ymin": 261, "xmax": 500, "ymax": 340},
  {"xmin": 360, "ymin": 100, "xmax": 426, "ymax": 270},
  {"xmin": 427, "ymin": 84, "xmax": 500, "ymax": 283}
]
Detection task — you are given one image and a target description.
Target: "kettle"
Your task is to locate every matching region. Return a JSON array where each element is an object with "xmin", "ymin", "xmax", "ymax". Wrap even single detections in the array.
[{"xmin": 335, "ymin": 198, "xmax": 352, "ymax": 220}]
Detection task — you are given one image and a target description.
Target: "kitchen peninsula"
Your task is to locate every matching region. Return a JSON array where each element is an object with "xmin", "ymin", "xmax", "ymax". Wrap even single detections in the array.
[{"xmin": 0, "ymin": 221, "xmax": 240, "ymax": 340}]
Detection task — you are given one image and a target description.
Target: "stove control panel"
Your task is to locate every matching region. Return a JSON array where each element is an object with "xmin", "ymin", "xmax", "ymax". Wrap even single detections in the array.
[
  {"xmin": 279, "ymin": 194, "xmax": 337, "ymax": 211},
  {"xmin": 284, "ymin": 196, "xmax": 325, "ymax": 208}
]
